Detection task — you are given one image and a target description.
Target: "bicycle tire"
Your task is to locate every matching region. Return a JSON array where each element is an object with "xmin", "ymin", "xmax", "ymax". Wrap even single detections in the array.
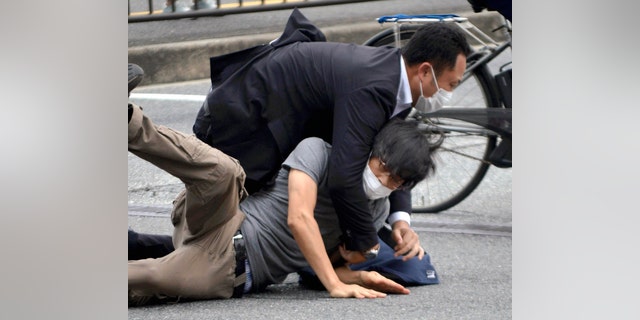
[{"xmin": 364, "ymin": 25, "xmax": 501, "ymax": 213}]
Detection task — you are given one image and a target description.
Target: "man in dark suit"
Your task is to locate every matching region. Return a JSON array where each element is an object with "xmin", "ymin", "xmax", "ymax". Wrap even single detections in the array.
[{"xmin": 192, "ymin": 9, "xmax": 471, "ymax": 261}]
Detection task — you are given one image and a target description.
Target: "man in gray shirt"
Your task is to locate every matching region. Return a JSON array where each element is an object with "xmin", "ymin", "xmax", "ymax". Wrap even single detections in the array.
[{"xmin": 128, "ymin": 97, "xmax": 440, "ymax": 305}]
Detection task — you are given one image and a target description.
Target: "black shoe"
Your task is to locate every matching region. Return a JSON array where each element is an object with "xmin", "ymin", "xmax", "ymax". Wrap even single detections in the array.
[{"xmin": 128, "ymin": 63, "xmax": 144, "ymax": 96}]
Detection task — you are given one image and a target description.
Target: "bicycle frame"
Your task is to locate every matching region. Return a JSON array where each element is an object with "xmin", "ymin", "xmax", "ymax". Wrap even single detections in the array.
[{"xmin": 464, "ymin": 39, "xmax": 510, "ymax": 82}]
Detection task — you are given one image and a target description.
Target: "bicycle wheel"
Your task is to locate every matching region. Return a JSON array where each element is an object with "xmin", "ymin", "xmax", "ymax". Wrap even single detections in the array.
[{"xmin": 364, "ymin": 25, "xmax": 501, "ymax": 213}]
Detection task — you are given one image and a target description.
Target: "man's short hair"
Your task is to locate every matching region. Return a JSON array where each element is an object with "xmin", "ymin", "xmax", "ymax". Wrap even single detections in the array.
[
  {"xmin": 371, "ymin": 119, "xmax": 443, "ymax": 189},
  {"xmin": 401, "ymin": 22, "xmax": 472, "ymax": 75}
]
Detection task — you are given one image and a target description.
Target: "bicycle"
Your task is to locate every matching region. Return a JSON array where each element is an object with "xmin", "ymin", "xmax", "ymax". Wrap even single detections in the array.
[{"xmin": 363, "ymin": 12, "xmax": 512, "ymax": 213}]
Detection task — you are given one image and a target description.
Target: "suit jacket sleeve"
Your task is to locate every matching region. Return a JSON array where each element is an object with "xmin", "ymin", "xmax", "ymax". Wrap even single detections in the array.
[
  {"xmin": 389, "ymin": 107, "xmax": 414, "ymax": 215},
  {"xmin": 389, "ymin": 189, "xmax": 411, "ymax": 214},
  {"xmin": 328, "ymin": 87, "xmax": 395, "ymax": 252}
]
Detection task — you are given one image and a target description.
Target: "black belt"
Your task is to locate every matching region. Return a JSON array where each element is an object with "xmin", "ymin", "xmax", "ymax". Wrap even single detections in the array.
[{"xmin": 231, "ymin": 229, "xmax": 246, "ymax": 298}]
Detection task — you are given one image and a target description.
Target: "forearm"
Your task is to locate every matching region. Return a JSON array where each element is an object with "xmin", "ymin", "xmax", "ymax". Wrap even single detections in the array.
[
  {"xmin": 331, "ymin": 193, "xmax": 378, "ymax": 249},
  {"xmin": 288, "ymin": 169, "xmax": 344, "ymax": 292},
  {"xmin": 327, "ymin": 163, "xmax": 378, "ymax": 252},
  {"xmin": 328, "ymin": 99, "xmax": 387, "ymax": 252},
  {"xmin": 389, "ymin": 189, "xmax": 412, "ymax": 214},
  {"xmin": 334, "ymin": 265, "xmax": 363, "ymax": 286},
  {"xmin": 289, "ymin": 214, "xmax": 343, "ymax": 291}
]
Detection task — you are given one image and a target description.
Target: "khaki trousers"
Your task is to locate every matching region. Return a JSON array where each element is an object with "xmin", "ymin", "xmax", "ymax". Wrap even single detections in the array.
[{"xmin": 127, "ymin": 104, "xmax": 248, "ymax": 304}]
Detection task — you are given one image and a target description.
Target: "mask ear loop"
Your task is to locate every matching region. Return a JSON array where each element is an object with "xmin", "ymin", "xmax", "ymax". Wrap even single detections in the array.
[{"xmin": 429, "ymin": 65, "xmax": 441, "ymax": 91}]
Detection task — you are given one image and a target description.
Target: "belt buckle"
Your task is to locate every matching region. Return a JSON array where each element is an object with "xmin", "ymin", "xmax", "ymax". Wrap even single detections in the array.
[{"xmin": 232, "ymin": 229, "xmax": 246, "ymax": 298}]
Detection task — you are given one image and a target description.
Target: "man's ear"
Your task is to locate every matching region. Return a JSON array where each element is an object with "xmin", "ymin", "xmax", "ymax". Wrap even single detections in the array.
[{"xmin": 417, "ymin": 62, "xmax": 433, "ymax": 81}]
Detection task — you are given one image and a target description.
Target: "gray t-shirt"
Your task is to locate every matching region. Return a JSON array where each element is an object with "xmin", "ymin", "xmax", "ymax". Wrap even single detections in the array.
[{"xmin": 239, "ymin": 137, "xmax": 389, "ymax": 291}]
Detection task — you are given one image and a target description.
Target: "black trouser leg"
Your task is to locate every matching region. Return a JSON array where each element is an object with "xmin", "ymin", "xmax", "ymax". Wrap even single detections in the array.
[{"xmin": 128, "ymin": 229, "xmax": 175, "ymax": 260}]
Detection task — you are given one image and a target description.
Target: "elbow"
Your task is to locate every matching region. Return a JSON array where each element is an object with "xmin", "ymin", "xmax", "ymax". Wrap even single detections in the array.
[{"xmin": 287, "ymin": 213, "xmax": 305, "ymax": 233}]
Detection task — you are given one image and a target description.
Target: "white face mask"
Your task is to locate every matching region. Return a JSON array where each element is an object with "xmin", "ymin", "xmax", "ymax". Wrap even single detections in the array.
[
  {"xmin": 414, "ymin": 65, "xmax": 453, "ymax": 113},
  {"xmin": 362, "ymin": 162, "xmax": 394, "ymax": 200}
]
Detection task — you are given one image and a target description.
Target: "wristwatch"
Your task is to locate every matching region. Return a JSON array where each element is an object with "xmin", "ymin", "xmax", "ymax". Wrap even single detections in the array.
[{"xmin": 362, "ymin": 246, "xmax": 380, "ymax": 260}]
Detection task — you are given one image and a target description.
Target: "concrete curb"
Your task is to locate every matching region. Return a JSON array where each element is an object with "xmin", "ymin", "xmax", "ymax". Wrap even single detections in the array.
[{"xmin": 128, "ymin": 11, "xmax": 506, "ymax": 86}]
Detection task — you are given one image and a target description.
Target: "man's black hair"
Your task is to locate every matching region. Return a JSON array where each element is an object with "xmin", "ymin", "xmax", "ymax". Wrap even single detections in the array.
[
  {"xmin": 371, "ymin": 119, "xmax": 443, "ymax": 189},
  {"xmin": 401, "ymin": 22, "xmax": 472, "ymax": 75}
]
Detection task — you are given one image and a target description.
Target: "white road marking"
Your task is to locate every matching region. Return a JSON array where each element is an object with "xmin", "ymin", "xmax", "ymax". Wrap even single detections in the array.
[{"xmin": 130, "ymin": 93, "xmax": 207, "ymax": 102}]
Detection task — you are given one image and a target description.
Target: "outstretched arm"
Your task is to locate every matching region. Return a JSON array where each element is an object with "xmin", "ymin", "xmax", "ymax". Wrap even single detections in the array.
[{"xmin": 287, "ymin": 169, "xmax": 387, "ymax": 299}]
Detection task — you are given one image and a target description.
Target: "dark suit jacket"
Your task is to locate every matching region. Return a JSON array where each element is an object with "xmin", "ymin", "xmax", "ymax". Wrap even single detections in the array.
[{"xmin": 193, "ymin": 9, "xmax": 411, "ymax": 251}]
